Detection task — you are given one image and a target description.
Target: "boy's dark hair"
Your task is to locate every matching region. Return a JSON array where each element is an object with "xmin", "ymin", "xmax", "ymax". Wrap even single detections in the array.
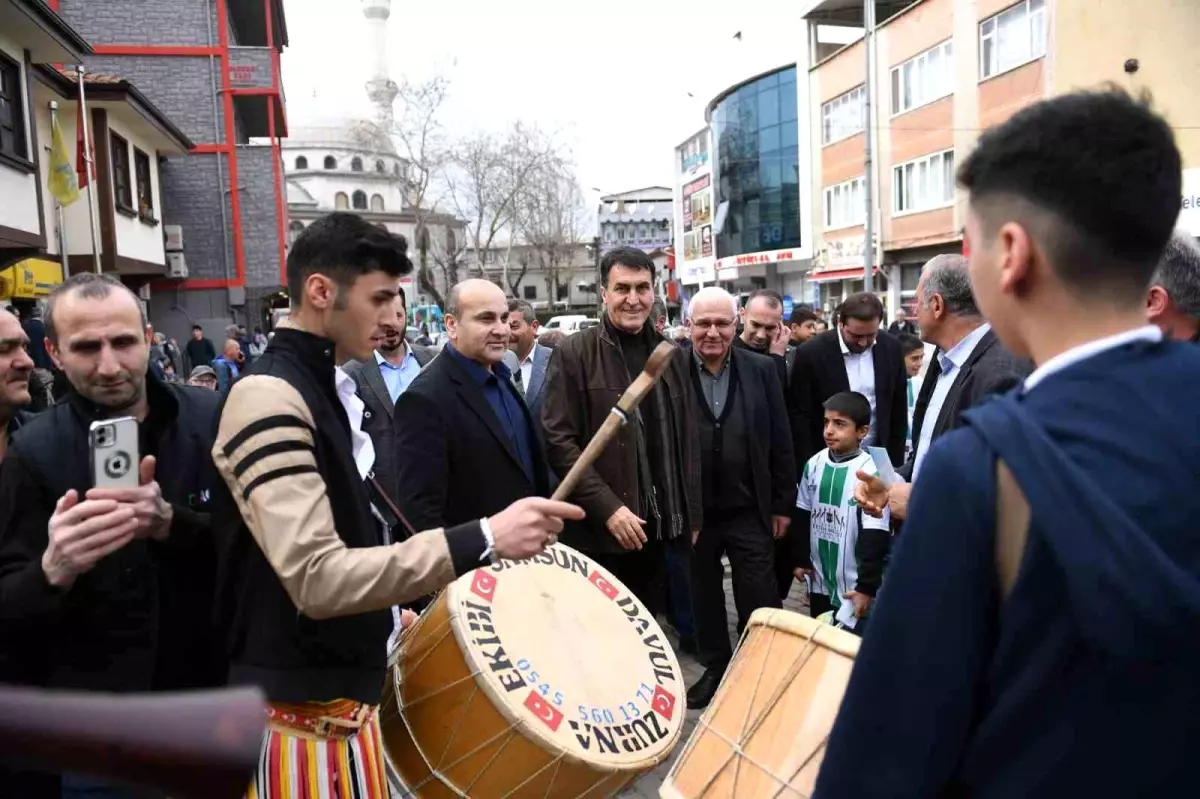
[
  {"xmin": 600, "ymin": 246, "xmax": 655, "ymax": 288},
  {"xmin": 958, "ymin": 87, "xmax": 1181, "ymax": 303},
  {"xmin": 192, "ymin": 324, "xmax": 203, "ymax": 331},
  {"xmin": 286, "ymin": 212, "xmax": 413, "ymax": 305},
  {"xmin": 789, "ymin": 307, "xmax": 819, "ymax": 325},
  {"xmin": 823, "ymin": 391, "xmax": 872, "ymax": 430},
  {"xmin": 898, "ymin": 333, "xmax": 924, "ymax": 355},
  {"xmin": 839, "ymin": 292, "xmax": 884, "ymax": 324}
]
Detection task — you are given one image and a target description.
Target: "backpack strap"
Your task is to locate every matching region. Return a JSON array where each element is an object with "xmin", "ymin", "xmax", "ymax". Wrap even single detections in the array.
[{"xmin": 994, "ymin": 458, "xmax": 1031, "ymax": 599}]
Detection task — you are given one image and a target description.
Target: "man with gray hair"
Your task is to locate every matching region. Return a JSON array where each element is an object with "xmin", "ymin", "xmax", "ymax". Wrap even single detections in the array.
[
  {"xmin": 1146, "ymin": 232, "xmax": 1200, "ymax": 342},
  {"xmin": 855, "ymin": 254, "xmax": 1029, "ymax": 520}
]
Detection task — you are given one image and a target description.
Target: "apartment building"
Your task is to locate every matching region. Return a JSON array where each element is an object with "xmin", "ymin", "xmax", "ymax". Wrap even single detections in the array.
[
  {"xmin": 803, "ymin": 0, "xmax": 1200, "ymax": 317},
  {"xmin": 55, "ymin": 0, "xmax": 290, "ymax": 339}
]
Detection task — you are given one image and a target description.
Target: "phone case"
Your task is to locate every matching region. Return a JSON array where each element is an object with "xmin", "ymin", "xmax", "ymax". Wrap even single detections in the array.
[{"xmin": 90, "ymin": 417, "xmax": 140, "ymax": 489}]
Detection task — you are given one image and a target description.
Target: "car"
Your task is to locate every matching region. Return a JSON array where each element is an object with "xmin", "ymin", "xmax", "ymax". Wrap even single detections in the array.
[{"xmin": 544, "ymin": 315, "xmax": 592, "ymax": 335}]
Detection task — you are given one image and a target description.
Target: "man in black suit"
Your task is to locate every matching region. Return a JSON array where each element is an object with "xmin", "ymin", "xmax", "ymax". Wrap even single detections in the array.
[
  {"xmin": 789, "ymin": 292, "xmax": 908, "ymax": 468},
  {"xmin": 343, "ymin": 286, "xmax": 435, "ymax": 508},
  {"xmin": 888, "ymin": 309, "xmax": 918, "ymax": 337},
  {"xmin": 685, "ymin": 287, "xmax": 796, "ymax": 709},
  {"xmin": 856, "ymin": 254, "xmax": 1030, "ymax": 520},
  {"xmin": 393, "ymin": 279, "xmax": 548, "ymax": 534}
]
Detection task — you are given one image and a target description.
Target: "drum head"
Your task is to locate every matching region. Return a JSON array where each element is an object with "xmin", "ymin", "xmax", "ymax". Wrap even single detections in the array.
[{"xmin": 446, "ymin": 544, "xmax": 685, "ymax": 772}]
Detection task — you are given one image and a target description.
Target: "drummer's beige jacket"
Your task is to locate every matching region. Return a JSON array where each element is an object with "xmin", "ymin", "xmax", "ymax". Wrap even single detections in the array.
[{"xmin": 212, "ymin": 373, "xmax": 481, "ymax": 619}]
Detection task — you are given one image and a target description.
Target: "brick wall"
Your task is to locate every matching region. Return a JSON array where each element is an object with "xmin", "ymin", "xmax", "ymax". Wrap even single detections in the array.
[
  {"xmin": 236, "ymin": 146, "xmax": 285, "ymax": 289},
  {"xmin": 159, "ymin": 154, "xmax": 235, "ymax": 282},
  {"xmin": 83, "ymin": 56, "xmax": 226, "ymax": 145},
  {"xmin": 59, "ymin": 0, "xmax": 219, "ymax": 47}
]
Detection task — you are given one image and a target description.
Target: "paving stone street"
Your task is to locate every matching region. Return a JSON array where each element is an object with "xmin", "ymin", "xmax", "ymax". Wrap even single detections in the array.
[{"xmin": 621, "ymin": 568, "xmax": 811, "ymax": 798}]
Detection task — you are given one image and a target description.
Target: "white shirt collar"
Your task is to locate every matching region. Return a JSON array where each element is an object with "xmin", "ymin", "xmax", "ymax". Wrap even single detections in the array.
[
  {"xmin": 517, "ymin": 345, "xmax": 537, "ymax": 366},
  {"xmin": 1024, "ymin": 325, "xmax": 1162, "ymax": 393},
  {"xmin": 334, "ymin": 365, "xmax": 376, "ymax": 479},
  {"xmin": 939, "ymin": 323, "xmax": 991, "ymax": 372}
]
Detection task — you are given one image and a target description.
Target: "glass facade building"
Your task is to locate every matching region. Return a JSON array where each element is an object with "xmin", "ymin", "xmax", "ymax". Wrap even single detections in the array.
[{"xmin": 710, "ymin": 66, "xmax": 801, "ymax": 259}]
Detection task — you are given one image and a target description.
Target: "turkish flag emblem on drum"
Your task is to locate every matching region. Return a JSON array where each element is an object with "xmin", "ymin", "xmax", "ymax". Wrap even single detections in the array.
[
  {"xmin": 652, "ymin": 685, "xmax": 677, "ymax": 721},
  {"xmin": 524, "ymin": 691, "xmax": 564, "ymax": 732},
  {"xmin": 588, "ymin": 570, "xmax": 619, "ymax": 600},
  {"xmin": 470, "ymin": 570, "xmax": 497, "ymax": 602}
]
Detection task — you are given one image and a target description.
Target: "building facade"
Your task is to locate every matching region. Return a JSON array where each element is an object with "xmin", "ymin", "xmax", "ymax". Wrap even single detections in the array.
[
  {"xmin": 467, "ymin": 240, "xmax": 600, "ymax": 316},
  {"xmin": 598, "ymin": 187, "xmax": 673, "ymax": 255},
  {"xmin": 803, "ymin": 0, "xmax": 1200, "ymax": 318},
  {"xmin": 54, "ymin": 0, "xmax": 290, "ymax": 340}
]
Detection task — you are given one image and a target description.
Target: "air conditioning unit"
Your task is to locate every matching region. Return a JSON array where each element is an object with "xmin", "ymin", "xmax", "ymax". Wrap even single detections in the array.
[
  {"xmin": 164, "ymin": 225, "xmax": 184, "ymax": 252},
  {"xmin": 166, "ymin": 252, "xmax": 188, "ymax": 279}
]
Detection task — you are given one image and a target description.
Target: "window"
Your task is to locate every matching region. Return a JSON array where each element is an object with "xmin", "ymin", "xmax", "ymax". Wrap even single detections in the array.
[
  {"xmin": 110, "ymin": 132, "xmax": 133, "ymax": 211},
  {"xmin": 604, "ymin": 226, "xmax": 614, "ymax": 242},
  {"xmin": 375, "ymin": 159, "xmax": 385, "ymax": 173},
  {"xmin": 893, "ymin": 150, "xmax": 955, "ymax": 215},
  {"xmin": 446, "ymin": 228, "xmax": 456, "ymax": 252},
  {"xmin": 133, "ymin": 148, "xmax": 154, "ymax": 218},
  {"xmin": 0, "ymin": 54, "xmax": 27, "ymax": 164},
  {"xmin": 980, "ymin": 0, "xmax": 1046, "ymax": 79},
  {"xmin": 393, "ymin": 163, "xmax": 401, "ymax": 177},
  {"xmin": 352, "ymin": 190, "xmax": 367, "ymax": 210},
  {"xmin": 324, "ymin": 155, "xmax": 337, "ymax": 169},
  {"xmin": 295, "ymin": 155, "xmax": 308, "ymax": 170},
  {"xmin": 637, "ymin": 225, "xmax": 647, "ymax": 240},
  {"xmin": 821, "ymin": 86, "xmax": 865, "ymax": 145},
  {"xmin": 288, "ymin": 220, "xmax": 304, "ymax": 246},
  {"xmin": 823, "ymin": 176, "xmax": 865, "ymax": 230},
  {"xmin": 523, "ymin": 285, "xmax": 537, "ymax": 300},
  {"xmin": 891, "ymin": 41, "xmax": 954, "ymax": 115},
  {"xmin": 334, "ymin": 192, "xmax": 349, "ymax": 210},
  {"xmin": 370, "ymin": 193, "xmax": 384, "ymax": 212},
  {"xmin": 351, "ymin": 156, "xmax": 363, "ymax": 172}
]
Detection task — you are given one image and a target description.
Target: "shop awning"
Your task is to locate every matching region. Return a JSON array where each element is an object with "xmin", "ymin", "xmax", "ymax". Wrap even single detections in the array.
[
  {"xmin": 808, "ymin": 267, "xmax": 879, "ymax": 283},
  {"xmin": 0, "ymin": 258, "xmax": 64, "ymax": 300}
]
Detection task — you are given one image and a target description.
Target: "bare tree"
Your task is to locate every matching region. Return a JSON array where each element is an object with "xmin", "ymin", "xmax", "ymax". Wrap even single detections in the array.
[
  {"xmin": 392, "ymin": 74, "xmax": 454, "ymax": 307},
  {"xmin": 516, "ymin": 161, "xmax": 589, "ymax": 310}
]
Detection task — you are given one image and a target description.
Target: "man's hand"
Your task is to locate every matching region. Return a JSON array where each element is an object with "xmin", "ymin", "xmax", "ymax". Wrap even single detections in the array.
[
  {"xmin": 42, "ymin": 490, "xmax": 139, "ymax": 589},
  {"xmin": 606, "ymin": 506, "xmax": 648, "ymax": 551},
  {"xmin": 691, "ymin": 528, "xmax": 700, "ymax": 546},
  {"xmin": 86, "ymin": 456, "xmax": 173, "ymax": 541},
  {"xmin": 854, "ymin": 471, "xmax": 890, "ymax": 518},
  {"xmin": 887, "ymin": 482, "xmax": 912, "ymax": 521},
  {"xmin": 399, "ymin": 608, "xmax": 418, "ymax": 630},
  {"xmin": 772, "ymin": 515, "xmax": 790, "ymax": 539},
  {"xmin": 488, "ymin": 497, "xmax": 585, "ymax": 561},
  {"xmin": 793, "ymin": 566, "xmax": 814, "ymax": 581},
  {"xmin": 769, "ymin": 324, "xmax": 789, "ymax": 357},
  {"xmin": 844, "ymin": 590, "xmax": 873, "ymax": 618}
]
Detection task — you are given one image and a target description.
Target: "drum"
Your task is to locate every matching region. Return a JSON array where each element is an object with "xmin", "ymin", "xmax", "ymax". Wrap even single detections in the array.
[
  {"xmin": 659, "ymin": 608, "xmax": 860, "ymax": 798},
  {"xmin": 381, "ymin": 543, "xmax": 686, "ymax": 798}
]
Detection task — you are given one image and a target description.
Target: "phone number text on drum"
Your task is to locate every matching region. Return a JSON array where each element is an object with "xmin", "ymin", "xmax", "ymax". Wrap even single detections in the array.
[{"xmin": 516, "ymin": 658, "xmax": 652, "ymax": 724}]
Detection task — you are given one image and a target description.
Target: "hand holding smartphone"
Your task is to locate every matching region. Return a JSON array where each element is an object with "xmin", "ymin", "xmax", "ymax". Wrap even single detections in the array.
[{"xmin": 89, "ymin": 417, "xmax": 140, "ymax": 489}]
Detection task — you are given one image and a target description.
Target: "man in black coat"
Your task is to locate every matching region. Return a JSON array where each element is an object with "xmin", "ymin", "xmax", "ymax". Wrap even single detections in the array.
[
  {"xmin": 789, "ymin": 291, "xmax": 909, "ymax": 468},
  {"xmin": 858, "ymin": 255, "xmax": 1031, "ymax": 520},
  {"xmin": 685, "ymin": 288, "xmax": 796, "ymax": 710},
  {"xmin": 343, "ymin": 287, "xmax": 434, "ymax": 510},
  {"xmin": 0, "ymin": 274, "xmax": 225, "ymax": 796},
  {"xmin": 393, "ymin": 279, "xmax": 548, "ymax": 535}
]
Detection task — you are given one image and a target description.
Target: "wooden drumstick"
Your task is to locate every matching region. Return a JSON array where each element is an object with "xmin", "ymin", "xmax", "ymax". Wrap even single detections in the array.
[{"xmin": 551, "ymin": 340, "xmax": 678, "ymax": 504}]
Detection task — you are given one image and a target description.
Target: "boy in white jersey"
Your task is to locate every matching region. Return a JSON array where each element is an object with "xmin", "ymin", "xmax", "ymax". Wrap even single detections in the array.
[
  {"xmin": 899, "ymin": 334, "xmax": 925, "ymax": 461},
  {"xmin": 793, "ymin": 391, "xmax": 891, "ymax": 633}
]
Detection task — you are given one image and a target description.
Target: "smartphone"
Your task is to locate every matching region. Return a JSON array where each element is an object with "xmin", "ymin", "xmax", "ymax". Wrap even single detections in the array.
[{"xmin": 89, "ymin": 417, "xmax": 140, "ymax": 489}]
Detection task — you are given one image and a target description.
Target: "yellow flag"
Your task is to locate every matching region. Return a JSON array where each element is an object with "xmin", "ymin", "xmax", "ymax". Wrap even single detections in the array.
[{"xmin": 48, "ymin": 113, "xmax": 79, "ymax": 207}]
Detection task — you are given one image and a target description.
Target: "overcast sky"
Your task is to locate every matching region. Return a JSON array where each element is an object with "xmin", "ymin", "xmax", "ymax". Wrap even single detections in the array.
[{"xmin": 280, "ymin": 0, "xmax": 804, "ymax": 197}]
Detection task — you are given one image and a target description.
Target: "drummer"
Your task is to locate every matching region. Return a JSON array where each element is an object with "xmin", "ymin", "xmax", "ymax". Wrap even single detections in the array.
[{"xmin": 211, "ymin": 212, "xmax": 583, "ymax": 796}]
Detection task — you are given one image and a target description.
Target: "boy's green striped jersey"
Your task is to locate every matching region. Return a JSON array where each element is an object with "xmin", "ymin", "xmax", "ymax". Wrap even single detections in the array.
[{"xmin": 797, "ymin": 449, "xmax": 892, "ymax": 612}]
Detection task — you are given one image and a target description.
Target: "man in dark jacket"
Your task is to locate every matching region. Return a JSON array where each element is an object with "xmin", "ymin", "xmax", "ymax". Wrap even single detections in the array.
[
  {"xmin": 0, "ymin": 274, "xmax": 225, "ymax": 798},
  {"xmin": 0, "ymin": 307, "xmax": 34, "ymax": 462},
  {"xmin": 183, "ymin": 324, "xmax": 216, "ymax": 374},
  {"xmin": 685, "ymin": 287, "xmax": 796, "ymax": 709},
  {"xmin": 542, "ymin": 246, "xmax": 702, "ymax": 615},
  {"xmin": 818, "ymin": 89, "xmax": 1200, "ymax": 799}
]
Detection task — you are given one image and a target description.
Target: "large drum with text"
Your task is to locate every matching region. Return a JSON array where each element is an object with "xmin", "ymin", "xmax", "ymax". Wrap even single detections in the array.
[
  {"xmin": 660, "ymin": 608, "xmax": 860, "ymax": 798},
  {"xmin": 381, "ymin": 544, "xmax": 686, "ymax": 798}
]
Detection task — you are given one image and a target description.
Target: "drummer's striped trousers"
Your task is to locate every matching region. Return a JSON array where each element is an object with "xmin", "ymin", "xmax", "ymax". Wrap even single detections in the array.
[{"xmin": 246, "ymin": 701, "xmax": 390, "ymax": 799}]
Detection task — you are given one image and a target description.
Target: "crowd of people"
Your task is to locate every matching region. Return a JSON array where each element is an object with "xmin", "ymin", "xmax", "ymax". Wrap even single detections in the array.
[{"xmin": 0, "ymin": 87, "xmax": 1197, "ymax": 798}]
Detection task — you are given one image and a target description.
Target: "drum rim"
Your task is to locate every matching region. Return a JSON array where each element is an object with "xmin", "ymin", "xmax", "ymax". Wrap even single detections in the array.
[
  {"xmin": 445, "ymin": 550, "xmax": 686, "ymax": 774},
  {"xmin": 746, "ymin": 607, "xmax": 861, "ymax": 658}
]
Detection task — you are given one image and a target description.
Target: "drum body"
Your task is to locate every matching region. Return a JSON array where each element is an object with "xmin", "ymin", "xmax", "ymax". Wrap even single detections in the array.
[
  {"xmin": 659, "ymin": 608, "xmax": 860, "ymax": 798},
  {"xmin": 382, "ymin": 544, "xmax": 685, "ymax": 798}
]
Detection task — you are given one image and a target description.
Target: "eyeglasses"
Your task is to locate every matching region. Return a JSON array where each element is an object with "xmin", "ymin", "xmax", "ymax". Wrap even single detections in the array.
[{"xmin": 691, "ymin": 319, "xmax": 735, "ymax": 331}]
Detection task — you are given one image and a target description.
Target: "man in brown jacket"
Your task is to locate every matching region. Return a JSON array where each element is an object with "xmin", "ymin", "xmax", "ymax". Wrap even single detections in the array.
[{"xmin": 542, "ymin": 246, "xmax": 702, "ymax": 615}]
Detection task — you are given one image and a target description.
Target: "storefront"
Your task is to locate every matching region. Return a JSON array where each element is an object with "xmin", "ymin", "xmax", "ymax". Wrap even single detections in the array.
[{"xmin": 0, "ymin": 258, "xmax": 63, "ymax": 305}]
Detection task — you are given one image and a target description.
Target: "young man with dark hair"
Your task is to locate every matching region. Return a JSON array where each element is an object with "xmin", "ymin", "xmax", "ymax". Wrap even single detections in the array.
[
  {"xmin": 184, "ymin": 323, "xmax": 216, "ymax": 375},
  {"xmin": 212, "ymin": 213, "xmax": 582, "ymax": 794},
  {"xmin": 819, "ymin": 90, "xmax": 1200, "ymax": 797},
  {"xmin": 543, "ymin": 245, "xmax": 701, "ymax": 613},
  {"xmin": 788, "ymin": 307, "xmax": 820, "ymax": 345},
  {"xmin": 898, "ymin": 333, "xmax": 924, "ymax": 461},
  {"xmin": 792, "ymin": 391, "xmax": 888, "ymax": 635},
  {"xmin": 789, "ymin": 291, "xmax": 908, "ymax": 467}
]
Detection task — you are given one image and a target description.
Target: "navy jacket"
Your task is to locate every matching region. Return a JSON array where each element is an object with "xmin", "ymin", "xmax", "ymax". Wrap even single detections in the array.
[{"xmin": 817, "ymin": 338, "xmax": 1200, "ymax": 798}]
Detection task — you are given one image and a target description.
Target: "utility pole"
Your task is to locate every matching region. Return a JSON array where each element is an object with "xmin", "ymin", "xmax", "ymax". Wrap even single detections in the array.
[{"xmin": 862, "ymin": 0, "xmax": 876, "ymax": 293}]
